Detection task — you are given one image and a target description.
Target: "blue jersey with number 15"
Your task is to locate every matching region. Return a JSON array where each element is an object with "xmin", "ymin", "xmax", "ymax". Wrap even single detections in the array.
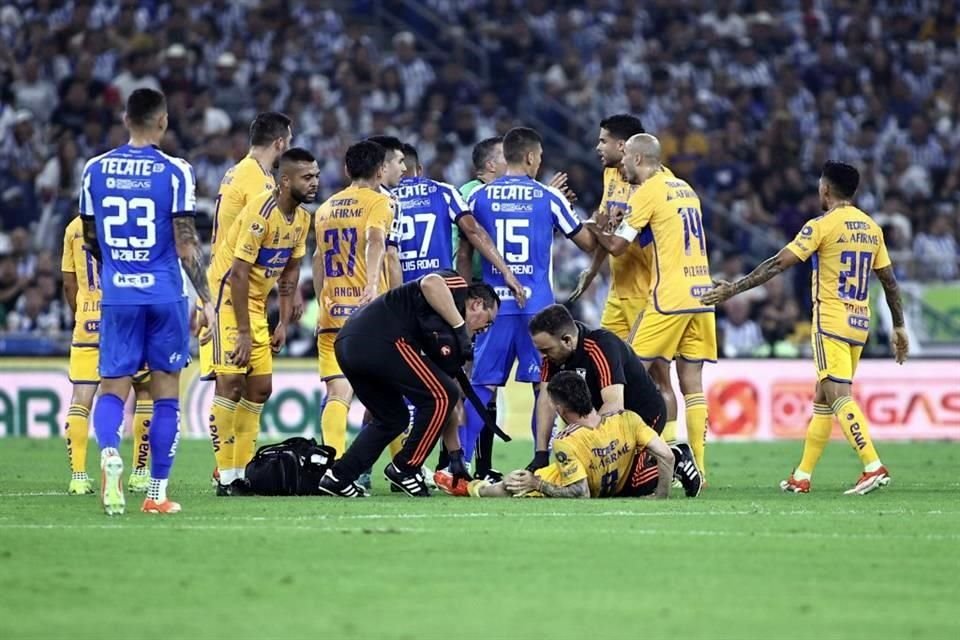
[
  {"xmin": 468, "ymin": 175, "xmax": 581, "ymax": 315},
  {"xmin": 79, "ymin": 144, "xmax": 196, "ymax": 306},
  {"xmin": 390, "ymin": 176, "xmax": 469, "ymax": 283}
]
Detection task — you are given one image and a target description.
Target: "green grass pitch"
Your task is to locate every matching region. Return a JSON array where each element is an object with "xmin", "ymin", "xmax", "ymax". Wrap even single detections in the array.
[{"xmin": 1, "ymin": 438, "xmax": 958, "ymax": 639}]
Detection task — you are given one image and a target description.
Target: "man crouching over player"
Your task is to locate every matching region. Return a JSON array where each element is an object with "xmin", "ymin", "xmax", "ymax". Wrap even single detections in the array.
[{"xmin": 440, "ymin": 372, "xmax": 702, "ymax": 499}]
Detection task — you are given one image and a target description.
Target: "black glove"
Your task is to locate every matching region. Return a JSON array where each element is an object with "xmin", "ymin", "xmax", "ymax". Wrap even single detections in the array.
[
  {"xmin": 447, "ymin": 448, "xmax": 471, "ymax": 480},
  {"xmin": 453, "ymin": 322, "xmax": 473, "ymax": 361},
  {"xmin": 526, "ymin": 450, "xmax": 550, "ymax": 472}
]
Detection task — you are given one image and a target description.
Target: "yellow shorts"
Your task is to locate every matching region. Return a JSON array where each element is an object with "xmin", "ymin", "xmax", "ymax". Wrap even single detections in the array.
[
  {"xmin": 208, "ymin": 304, "xmax": 272, "ymax": 377},
  {"xmin": 631, "ymin": 308, "xmax": 717, "ymax": 362},
  {"xmin": 812, "ymin": 332, "xmax": 862, "ymax": 384},
  {"xmin": 68, "ymin": 346, "xmax": 150, "ymax": 385},
  {"xmin": 317, "ymin": 330, "xmax": 344, "ymax": 381},
  {"xmin": 600, "ymin": 295, "xmax": 648, "ymax": 341}
]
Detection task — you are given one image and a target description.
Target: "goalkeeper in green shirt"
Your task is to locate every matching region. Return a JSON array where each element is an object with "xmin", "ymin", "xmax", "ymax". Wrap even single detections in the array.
[{"xmin": 454, "ymin": 136, "xmax": 506, "ymax": 281}]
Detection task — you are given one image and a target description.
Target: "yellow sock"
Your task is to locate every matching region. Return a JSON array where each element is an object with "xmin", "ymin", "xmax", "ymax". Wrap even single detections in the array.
[
  {"xmin": 233, "ymin": 398, "xmax": 264, "ymax": 472},
  {"xmin": 388, "ymin": 434, "xmax": 405, "ymax": 457},
  {"xmin": 832, "ymin": 396, "xmax": 881, "ymax": 469},
  {"xmin": 796, "ymin": 404, "xmax": 833, "ymax": 478},
  {"xmin": 65, "ymin": 404, "xmax": 90, "ymax": 475},
  {"xmin": 209, "ymin": 396, "xmax": 238, "ymax": 474},
  {"xmin": 661, "ymin": 420, "xmax": 678, "ymax": 444},
  {"xmin": 684, "ymin": 393, "xmax": 708, "ymax": 479},
  {"xmin": 132, "ymin": 401, "xmax": 152, "ymax": 473},
  {"xmin": 321, "ymin": 398, "xmax": 349, "ymax": 458}
]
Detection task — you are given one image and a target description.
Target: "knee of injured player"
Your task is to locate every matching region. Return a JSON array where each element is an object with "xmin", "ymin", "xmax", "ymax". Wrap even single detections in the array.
[{"xmin": 215, "ymin": 373, "xmax": 245, "ymax": 402}]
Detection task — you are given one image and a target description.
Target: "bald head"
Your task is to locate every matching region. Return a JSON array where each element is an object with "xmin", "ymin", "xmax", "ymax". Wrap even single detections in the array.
[{"xmin": 621, "ymin": 133, "xmax": 662, "ymax": 184}]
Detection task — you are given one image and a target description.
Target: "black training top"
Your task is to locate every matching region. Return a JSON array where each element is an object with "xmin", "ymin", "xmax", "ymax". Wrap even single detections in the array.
[
  {"xmin": 337, "ymin": 269, "xmax": 468, "ymax": 347},
  {"xmin": 540, "ymin": 322, "xmax": 666, "ymax": 431}
]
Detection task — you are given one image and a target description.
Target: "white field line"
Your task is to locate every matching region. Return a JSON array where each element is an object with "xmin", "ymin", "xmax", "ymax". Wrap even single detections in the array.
[{"xmin": 0, "ymin": 522, "xmax": 957, "ymax": 542}]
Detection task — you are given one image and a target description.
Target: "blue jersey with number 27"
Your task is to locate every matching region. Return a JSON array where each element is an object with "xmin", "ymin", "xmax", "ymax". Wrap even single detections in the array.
[
  {"xmin": 79, "ymin": 144, "xmax": 196, "ymax": 306},
  {"xmin": 468, "ymin": 175, "xmax": 581, "ymax": 315},
  {"xmin": 391, "ymin": 176, "xmax": 469, "ymax": 283}
]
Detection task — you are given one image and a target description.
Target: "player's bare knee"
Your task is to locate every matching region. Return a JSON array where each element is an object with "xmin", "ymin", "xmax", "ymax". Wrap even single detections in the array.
[
  {"xmin": 133, "ymin": 384, "xmax": 151, "ymax": 402},
  {"xmin": 70, "ymin": 385, "xmax": 97, "ymax": 408},
  {"xmin": 819, "ymin": 380, "xmax": 848, "ymax": 406},
  {"xmin": 149, "ymin": 371, "xmax": 180, "ymax": 400},
  {"xmin": 244, "ymin": 375, "xmax": 272, "ymax": 404},
  {"xmin": 326, "ymin": 378, "xmax": 353, "ymax": 404},
  {"xmin": 215, "ymin": 375, "xmax": 244, "ymax": 402},
  {"xmin": 676, "ymin": 360, "xmax": 703, "ymax": 395}
]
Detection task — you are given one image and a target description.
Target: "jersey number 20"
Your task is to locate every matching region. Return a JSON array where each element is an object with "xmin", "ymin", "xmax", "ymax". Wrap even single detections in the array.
[{"xmin": 838, "ymin": 250, "xmax": 873, "ymax": 301}]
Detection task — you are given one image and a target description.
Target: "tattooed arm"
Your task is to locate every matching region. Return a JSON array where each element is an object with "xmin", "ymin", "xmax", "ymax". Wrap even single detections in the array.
[
  {"xmin": 537, "ymin": 477, "xmax": 590, "ymax": 498},
  {"xmin": 875, "ymin": 264, "xmax": 909, "ymax": 364},
  {"xmin": 700, "ymin": 247, "xmax": 801, "ymax": 305},
  {"xmin": 81, "ymin": 217, "xmax": 102, "ymax": 263},
  {"xmin": 503, "ymin": 469, "xmax": 590, "ymax": 498},
  {"xmin": 174, "ymin": 216, "xmax": 212, "ymax": 304},
  {"xmin": 271, "ymin": 256, "xmax": 301, "ymax": 354}
]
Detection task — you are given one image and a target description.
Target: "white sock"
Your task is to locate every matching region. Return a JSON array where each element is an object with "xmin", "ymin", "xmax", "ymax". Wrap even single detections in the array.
[
  {"xmin": 100, "ymin": 448, "xmax": 120, "ymax": 465},
  {"xmin": 219, "ymin": 468, "xmax": 237, "ymax": 484},
  {"xmin": 793, "ymin": 469, "xmax": 812, "ymax": 481},
  {"xmin": 148, "ymin": 478, "xmax": 168, "ymax": 502},
  {"xmin": 235, "ymin": 467, "xmax": 245, "ymax": 481},
  {"xmin": 864, "ymin": 460, "xmax": 882, "ymax": 473}
]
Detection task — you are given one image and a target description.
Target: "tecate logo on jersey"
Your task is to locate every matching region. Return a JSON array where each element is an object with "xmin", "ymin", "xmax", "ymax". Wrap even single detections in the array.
[
  {"xmin": 98, "ymin": 158, "xmax": 161, "ymax": 176},
  {"xmin": 113, "ymin": 273, "xmax": 155, "ymax": 288},
  {"xmin": 494, "ymin": 286, "xmax": 532, "ymax": 301}
]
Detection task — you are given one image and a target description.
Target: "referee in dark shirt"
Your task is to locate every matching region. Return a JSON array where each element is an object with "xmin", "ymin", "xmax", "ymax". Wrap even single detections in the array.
[
  {"xmin": 528, "ymin": 304, "xmax": 666, "ymax": 470},
  {"xmin": 318, "ymin": 270, "xmax": 501, "ymax": 497}
]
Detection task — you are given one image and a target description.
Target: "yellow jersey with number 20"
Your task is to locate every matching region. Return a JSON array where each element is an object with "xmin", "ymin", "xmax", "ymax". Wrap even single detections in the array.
[{"xmin": 786, "ymin": 205, "xmax": 891, "ymax": 346}]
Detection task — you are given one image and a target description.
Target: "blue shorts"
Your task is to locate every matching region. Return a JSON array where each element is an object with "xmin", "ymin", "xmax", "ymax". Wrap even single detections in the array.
[
  {"xmin": 99, "ymin": 300, "xmax": 190, "ymax": 378},
  {"xmin": 471, "ymin": 313, "xmax": 541, "ymax": 386}
]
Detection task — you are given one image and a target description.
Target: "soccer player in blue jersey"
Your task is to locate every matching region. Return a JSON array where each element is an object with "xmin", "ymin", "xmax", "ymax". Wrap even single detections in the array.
[
  {"xmin": 464, "ymin": 127, "xmax": 596, "ymax": 470},
  {"xmin": 80, "ymin": 88, "xmax": 216, "ymax": 515}
]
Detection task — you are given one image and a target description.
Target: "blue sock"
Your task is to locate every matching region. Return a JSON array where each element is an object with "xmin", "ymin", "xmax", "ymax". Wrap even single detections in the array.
[
  {"xmin": 92, "ymin": 393, "xmax": 124, "ymax": 451},
  {"xmin": 149, "ymin": 398, "xmax": 180, "ymax": 480},
  {"xmin": 461, "ymin": 386, "xmax": 494, "ymax": 462}
]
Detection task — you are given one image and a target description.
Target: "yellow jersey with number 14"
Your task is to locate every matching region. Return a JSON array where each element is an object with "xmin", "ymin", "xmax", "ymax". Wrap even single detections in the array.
[
  {"xmin": 211, "ymin": 155, "xmax": 275, "ymax": 256},
  {"xmin": 61, "ymin": 216, "xmax": 102, "ymax": 346},
  {"xmin": 617, "ymin": 170, "xmax": 712, "ymax": 314},
  {"xmin": 550, "ymin": 410, "xmax": 659, "ymax": 497},
  {"xmin": 314, "ymin": 185, "xmax": 393, "ymax": 330},
  {"xmin": 601, "ymin": 167, "xmax": 651, "ymax": 300},
  {"xmin": 786, "ymin": 205, "xmax": 890, "ymax": 346},
  {"xmin": 208, "ymin": 190, "xmax": 309, "ymax": 314}
]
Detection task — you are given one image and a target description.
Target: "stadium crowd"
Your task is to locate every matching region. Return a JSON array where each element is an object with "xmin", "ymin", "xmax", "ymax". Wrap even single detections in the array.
[{"xmin": 0, "ymin": 0, "xmax": 957, "ymax": 358}]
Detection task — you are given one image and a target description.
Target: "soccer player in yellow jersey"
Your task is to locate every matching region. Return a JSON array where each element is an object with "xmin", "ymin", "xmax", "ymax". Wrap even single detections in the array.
[
  {"xmin": 313, "ymin": 141, "xmax": 394, "ymax": 458},
  {"xmin": 368, "ymin": 135, "xmax": 408, "ymax": 290},
  {"xmin": 571, "ymin": 115, "xmax": 681, "ymax": 444},
  {"xmin": 587, "ymin": 133, "xmax": 717, "ymax": 480},
  {"xmin": 61, "ymin": 215, "xmax": 153, "ymax": 495},
  {"xmin": 200, "ymin": 112, "xmax": 293, "ymax": 481},
  {"xmin": 205, "ymin": 148, "xmax": 317, "ymax": 494},
  {"xmin": 701, "ymin": 161, "xmax": 908, "ymax": 495},
  {"xmin": 460, "ymin": 372, "xmax": 698, "ymax": 499}
]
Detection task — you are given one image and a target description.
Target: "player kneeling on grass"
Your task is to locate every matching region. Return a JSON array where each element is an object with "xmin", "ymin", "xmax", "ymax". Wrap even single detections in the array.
[{"xmin": 439, "ymin": 372, "xmax": 702, "ymax": 499}]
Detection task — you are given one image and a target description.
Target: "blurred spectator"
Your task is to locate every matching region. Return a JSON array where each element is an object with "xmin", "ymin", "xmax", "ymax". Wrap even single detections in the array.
[
  {"xmin": 0, "ymin": 252, "xmax": 28, "ymax": 324},
  {"xmin": 718, "ymin": 296, "xmax": 763, "ymax": 358},
  {"xmin": 9, "ymin": 227, "xmax": 36, "ymax": 278},
  {"xmin": 387, "ymin": 32, "xmax": 435, "ymax": 110},
  {"xmin": 13, "ymin": 57, "xmax": 57, "ymax": 122},
  {"xmin": 913, "ymin": 212, "xmax": 959, "ymax": 281},
  {"xmin": 110, "ymin": 51, "xmax": 161, "ymax": 103},
  {"xmin": 6, "ymin": 279, "xmax": 64, "ymax": 335}
]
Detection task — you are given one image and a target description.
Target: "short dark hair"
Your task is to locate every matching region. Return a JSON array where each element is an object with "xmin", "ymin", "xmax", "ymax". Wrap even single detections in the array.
[
  {"xmin": 528, "ymin": 304, "xmax": 576, "ymax": 337},
  {"xmin": 401, "ymin": 143, "xmax": 419, "ymax": 165},
  {"xmin": 279, "ymin": 147, "xmax": 315, "ymax": 171},
  {"xmin": 822, "ymin": 161, "xmax": 860, "ymax": 199},
  {"xmin": 345, "ymin": 140, "xmax": 386, "ymax": 180},
  {"xmin": 547, "ymin": 371, "xmax": 593, "ymax": 417},
  {"xmin": 249, "ymin": 112, "xmax": 292, "ymax": 147},
  {"xmin": 467, "ymin": 282, "xmax": 500, "ymax": 309},
  {"xmin": 472, "ymin": 136, "xmax": 503, "ymax": 171},
  {"xmin": 366, "ymin": 135, "xmax": 404, "ymax": 154},
  {"xmin": 125, "ymin": 88, "xmax": 166, "ymax": 127},
  {"xmin": 502, "ymin": 127, "xmax": 542, "ymax": 164},
  {"xmin": 599, "ymin": 114, "xmax": 645, "ymax": 140}
]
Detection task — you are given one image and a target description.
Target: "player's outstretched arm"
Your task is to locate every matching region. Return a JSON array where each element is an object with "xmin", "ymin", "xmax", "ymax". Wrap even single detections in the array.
[
  {"xmin": 568, "ymin": 225, "xmax": 598, "ymax": 253},
  {"xmin": 875, "ymin": 265, "xmax": 909, "ymax": 364},
  {"xmin": 457, "ymin": 214, "xmax": 527, "ymax": 307},
  {"xmin": 455, "ymin": 233, "xmax": 475, "ymax": 280},
  {"xmin": 505, "ymin": 469, "xmax": 589, "ymax": 498},
  {"xmin": 583, "ymin": 219, "xmax": 629, "ymax": 256},
  {"xmin": 700, "ymin": 247, "xmax": 800, "ymax": 306},
  {"xmin": 385, "ymin": 246, "xmax": 403, "ymax": 290},
  {"xmin": 420, "ymin": 273, "xmax": 466, "ymax": 327},
  {"xmin": 569, "ymin": 248, "xmax": 607, "ymax": 303}
]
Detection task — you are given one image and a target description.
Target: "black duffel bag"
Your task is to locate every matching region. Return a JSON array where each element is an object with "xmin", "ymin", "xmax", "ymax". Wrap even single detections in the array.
[{"xmin": 244, "ymin": 437, "xmax": 336, "ymax": 496}]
